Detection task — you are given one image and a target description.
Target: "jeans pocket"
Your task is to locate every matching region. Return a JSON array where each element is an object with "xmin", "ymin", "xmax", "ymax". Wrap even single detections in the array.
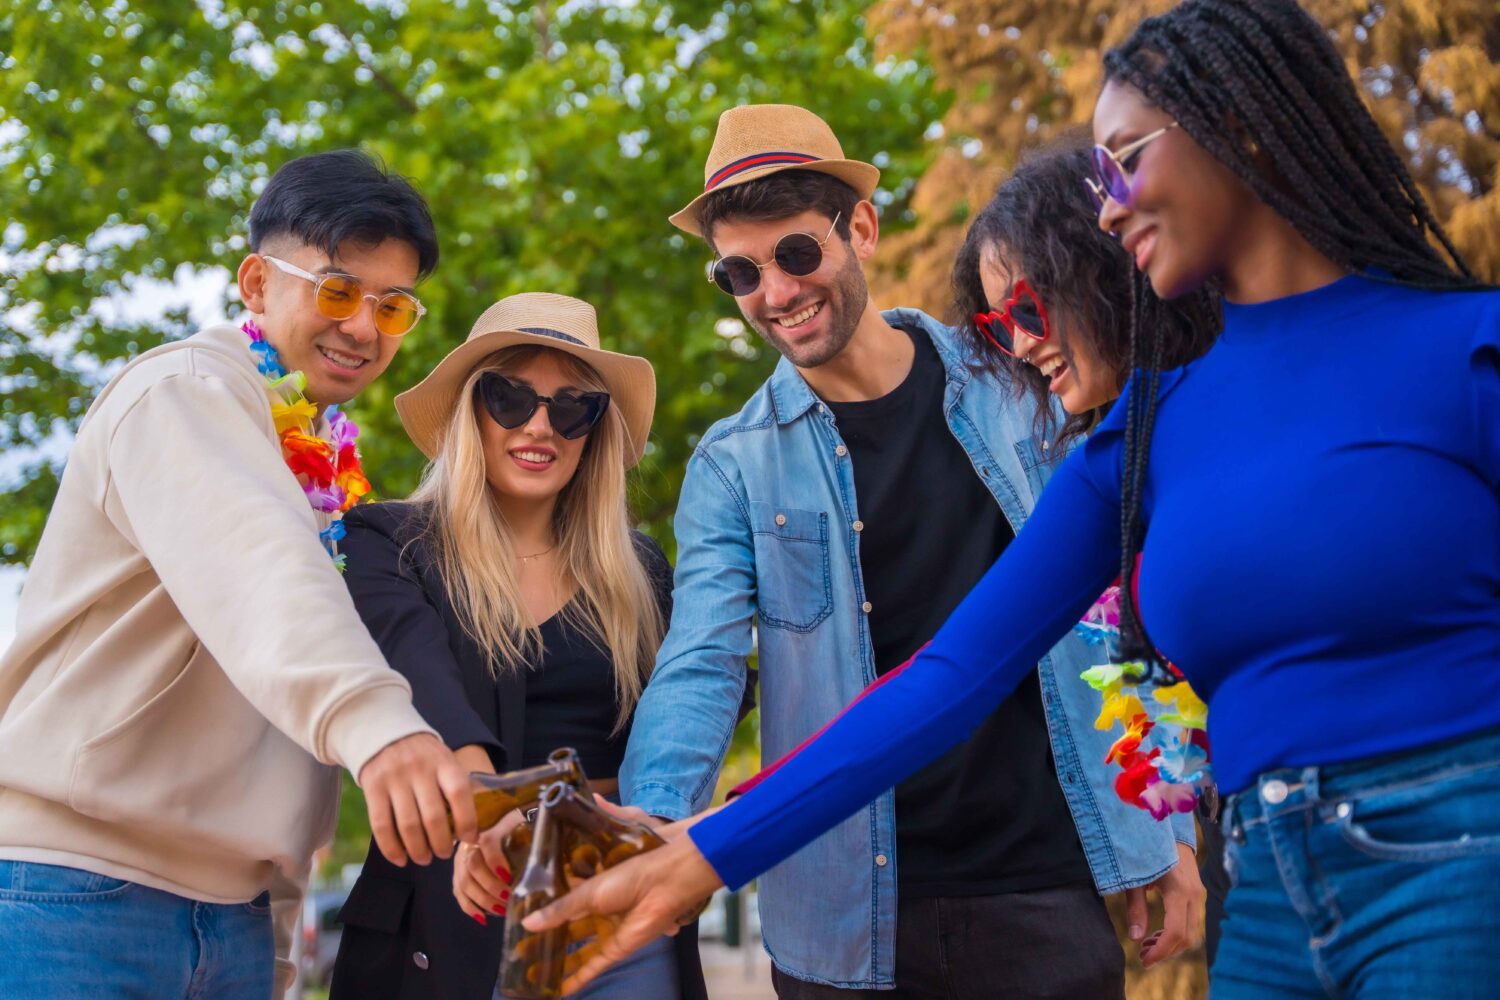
[
  {"xmin": 749, "ymin": 502, "xmax": 832, "ymax": 633},
  {"xmin": 0, "ymin": 861, "xmax": 133, "ymax": 901},
  {"xmin": 1336, "ymin": 759, "xmax": 1500, "ymax": 862}
]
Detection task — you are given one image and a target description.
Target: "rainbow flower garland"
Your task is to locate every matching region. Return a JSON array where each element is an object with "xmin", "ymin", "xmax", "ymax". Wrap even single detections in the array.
[
  {"xmin": 1075, "ymin": 586, "xmax": 1212, "ymax": 819},
  {"xmin": 243, "ymin": 320, "xmax": 371, "ymax": 569}
]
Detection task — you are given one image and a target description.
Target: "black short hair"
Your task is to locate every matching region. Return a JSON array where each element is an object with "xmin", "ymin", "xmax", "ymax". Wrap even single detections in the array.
[
  {"xmin": 698, "ymin": 169, "xmax": 858, "ymax": 249},
  {"xmin": 249, "ymin": 149, "xmax": 439, "ymax": 279}
]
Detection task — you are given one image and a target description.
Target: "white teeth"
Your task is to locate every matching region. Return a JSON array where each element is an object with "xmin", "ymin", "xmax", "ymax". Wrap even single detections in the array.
[
  {"xmin": 318, "ymin": 346, "xmax": 365, "ymax": 369},
  {"xmin": 777, "ymin": 302, "xmax": 822, "ymax": 328},
  {"xmin": 1039, "ymin": 358, "xmax": 1066, "ymax": 378},
  {"xmin": 512, "ymin": 450, "xmax": 554, "ymax": 464}
]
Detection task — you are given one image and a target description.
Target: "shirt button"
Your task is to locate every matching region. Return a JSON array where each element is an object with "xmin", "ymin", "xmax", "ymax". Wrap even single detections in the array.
[
  {"xmin": 412, "ymin": 951, "xmax": 430, "ymax": 970},
  {"xmin": 980, "ymin": 466, "xmax": 991, "ymax": 478},
  {"xmin": 875, "ymin": 854, "xmax": 888, "ymax": 867},
  {"xmin": 861, "ymin": 601, "xmax": 873, "ymax": 613},
  {"xmin": 817, "ymin": 404, "xmax": 826, "ymax": 413},
  {"xmin": 775, "ymin": 513, "xmax": 787, "ymax": 526},
  {"xmin": 1336, "ymin": 802, "xmax": 1352, "ymax": 818},
  {"xmin": 852, "ymin": 520, "xmax": 864, "ymax": 532},
  {"xmin": 1261, "ymin": 779, "xmax": 1289, "ymax": 805},
  {"xmin": 835, "ymin": 445, "xmax": 847, "ymax": 457}
]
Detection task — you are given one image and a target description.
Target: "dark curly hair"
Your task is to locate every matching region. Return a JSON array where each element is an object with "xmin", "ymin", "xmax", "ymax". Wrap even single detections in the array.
[
  {"xmin": 1102, "ymin": 0, "xmax": 1485, "ymax": 673},
  {"xmin": 952, "ymin": 131, "xmax": 1219, "ymax": 449}
]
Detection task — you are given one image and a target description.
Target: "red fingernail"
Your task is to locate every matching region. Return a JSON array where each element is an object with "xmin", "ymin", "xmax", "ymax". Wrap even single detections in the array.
[
  {"xmin": 501, "ymin": 890, "xmax": 510, "ymax": 900},
  {"xmin": 492, "ymin": 903, "xmax": 504, "ymax": 913},
  {"xmin": 497, "ymin": 868, "xmax": 512, "ymax": 884},
  {"xmin": 472, "ymin": 912, "xmax": 488, "ymax": 926}
]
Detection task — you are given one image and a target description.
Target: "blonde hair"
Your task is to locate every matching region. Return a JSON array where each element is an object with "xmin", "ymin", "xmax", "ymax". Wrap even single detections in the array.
[{"xmin": 408, "ymin": 345, "xmax": 663, "ymax": 732}]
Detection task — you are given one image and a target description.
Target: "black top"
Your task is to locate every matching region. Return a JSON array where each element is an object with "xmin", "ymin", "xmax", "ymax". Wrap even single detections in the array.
[
  {"xmin": 327, "ymin": 500, "xmax": 707, "ymax": 1000},
  {"xmin": 520, "ymin": 575, "xmax": 667, "ymax": 774},
  {"xmin": 825, "ymin": 322, "xmax": 1092, "ymax": 898}
]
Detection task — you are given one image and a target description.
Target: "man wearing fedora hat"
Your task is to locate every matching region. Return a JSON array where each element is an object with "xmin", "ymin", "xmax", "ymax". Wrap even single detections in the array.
[
  {"xmin": 0, "ymin": 150, "xmax": 480, "ymax": 998},
  {"xmin": 618, "ymin": 105, "xmax": 1200, "ymax": 997}
]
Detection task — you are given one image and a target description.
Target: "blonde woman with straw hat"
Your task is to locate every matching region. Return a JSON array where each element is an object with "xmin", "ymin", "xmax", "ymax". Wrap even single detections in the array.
[{"xmin": 327, "ymin": 293, "xmax": 708, "ymax": 1000}]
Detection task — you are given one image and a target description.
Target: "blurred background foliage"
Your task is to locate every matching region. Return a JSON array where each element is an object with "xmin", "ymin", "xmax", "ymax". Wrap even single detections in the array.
[{"xmin": 3, "ymin": 3, "xmax": 1496, "ymax": 995}]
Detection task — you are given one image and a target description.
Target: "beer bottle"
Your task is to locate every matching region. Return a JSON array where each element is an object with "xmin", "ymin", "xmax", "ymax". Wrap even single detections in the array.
[
  {"xmin": 496, "ymin": 795, "xmax": 569, "ymax": 999},
  {"xmin": 542, "ymin": 784, "xmax": 711, "ymax": 924},
  {"xmin": 464, "ymin": 747, "xmax": 591, "ymax": 832}
]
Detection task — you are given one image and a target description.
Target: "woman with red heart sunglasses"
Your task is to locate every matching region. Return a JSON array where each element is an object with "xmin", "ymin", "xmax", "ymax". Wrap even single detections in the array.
[{"xmin": 953, "ymin": 134, "xmax": 1218, "ymax": 449}]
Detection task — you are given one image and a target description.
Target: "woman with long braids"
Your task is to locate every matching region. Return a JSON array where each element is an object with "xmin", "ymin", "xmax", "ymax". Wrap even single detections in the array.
[{"xmin": 530, "ymin": 2, "xmax": 1500, "ymax": 996}]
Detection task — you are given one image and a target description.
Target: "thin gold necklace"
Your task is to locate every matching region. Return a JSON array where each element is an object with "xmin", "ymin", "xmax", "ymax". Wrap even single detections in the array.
[{"xmin": 518, "ymin": 543, "xmax": 557, "ymax": 562}]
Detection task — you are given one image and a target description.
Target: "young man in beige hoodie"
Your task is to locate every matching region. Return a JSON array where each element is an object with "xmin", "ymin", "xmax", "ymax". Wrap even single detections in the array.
[{"xmin": 0, "ymin": 149, "xmax": 481, "ymax": 999}]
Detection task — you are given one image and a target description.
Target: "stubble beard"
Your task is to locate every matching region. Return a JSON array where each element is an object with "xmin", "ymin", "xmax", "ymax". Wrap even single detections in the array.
[{"xmin": 747, "ymin": 250, "xmax": 869, "ymax": 370}]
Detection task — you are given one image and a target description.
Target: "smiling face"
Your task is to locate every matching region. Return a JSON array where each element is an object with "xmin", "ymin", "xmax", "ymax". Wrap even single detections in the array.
[
  {"xmin": 237, "ymin": 237, "xmax": 419, "ymax": 405},
  {"xmin": 979, "ymin": 244, "xmax": 1117, "ymax": 415},
  {"xmin": 476, "ymin": 350, "xmax": 595, "ymax": 508},
  {"xmin": 710, "ymin": 208, "xmax": 870, "ymax": 370},
  {"xmin": 1092, "ymin": 80, "xmax": 1260, "ymax": 301}
]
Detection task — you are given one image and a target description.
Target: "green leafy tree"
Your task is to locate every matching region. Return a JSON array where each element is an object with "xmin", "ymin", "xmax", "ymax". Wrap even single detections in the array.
[{"xmin": 0, "ymin": 0, "xmax": 945, "ymax": 565}]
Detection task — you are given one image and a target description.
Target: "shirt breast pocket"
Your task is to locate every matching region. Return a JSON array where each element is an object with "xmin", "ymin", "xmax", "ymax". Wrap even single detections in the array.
[
  {"xmin": 1014, "ymin": 435, "xmax": 1061, "ymax": 499},
  {"xmin": 749, "ymin": 502, "xmax": 833, "ymax": 633}
]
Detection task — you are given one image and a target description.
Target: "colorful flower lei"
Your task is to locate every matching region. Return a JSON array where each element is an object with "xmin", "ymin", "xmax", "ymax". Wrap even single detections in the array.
[
  {"xmin": 242, "ymin": 320, "xmax": 370, "ymax": 569},
  {"xmin": 1076, "ymin": 585, "xmax": 1212, "ymax": 819}
]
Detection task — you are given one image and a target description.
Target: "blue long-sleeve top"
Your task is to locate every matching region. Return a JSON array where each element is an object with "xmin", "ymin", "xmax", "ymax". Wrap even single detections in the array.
[{"xmin": 692, "ymin": 273, "xmax": 1500, "ymax": 891}]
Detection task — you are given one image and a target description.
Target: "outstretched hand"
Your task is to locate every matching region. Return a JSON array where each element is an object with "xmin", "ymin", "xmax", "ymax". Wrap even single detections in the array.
[{"xmin": 523, "ymin": 820, "xmax": 724, "ymax": 995}]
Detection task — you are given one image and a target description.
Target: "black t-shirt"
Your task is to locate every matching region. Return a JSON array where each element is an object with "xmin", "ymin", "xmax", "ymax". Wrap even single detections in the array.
[{"xmin": 825, "ymin": 322, "xmax": 1092, "ymax": 898}]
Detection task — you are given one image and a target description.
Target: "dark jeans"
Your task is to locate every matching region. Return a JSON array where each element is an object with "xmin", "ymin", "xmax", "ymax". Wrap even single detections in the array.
[{"xmin": 770, "ymin": 882, "xmax": 1123, "ymax": 1000}]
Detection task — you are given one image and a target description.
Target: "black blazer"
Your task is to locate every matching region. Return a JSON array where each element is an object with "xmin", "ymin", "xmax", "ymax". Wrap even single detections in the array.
[{"xmin": 328, "ymin": 500, "xmax": 707, "ymax": 1000}]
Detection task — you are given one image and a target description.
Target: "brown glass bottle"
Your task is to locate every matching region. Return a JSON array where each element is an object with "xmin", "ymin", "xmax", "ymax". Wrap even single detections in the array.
[
  {"xmin": 464, "ymin": 747, "xmax": 590, "ymax": 832},
  {"xmin": 496, "ymin": 796, "xmax": 568, "ymax": 999},
  {"xmin": 542, "ymin": 784, "xmax": 710, "ymax": 923}
]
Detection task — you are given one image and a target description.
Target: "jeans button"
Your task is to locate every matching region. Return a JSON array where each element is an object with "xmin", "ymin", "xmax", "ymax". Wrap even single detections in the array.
[{"xmin": 1261, "ymin": 779, "xmax": 1289, "ymax": 805}]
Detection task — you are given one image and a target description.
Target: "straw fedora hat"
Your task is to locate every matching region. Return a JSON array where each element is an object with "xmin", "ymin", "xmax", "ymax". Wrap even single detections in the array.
[
  {"xmin": 669, "ymin": 104, "xmax": 881, "ymax": 237},
  {"xmin": 395, "ymin": 292, "xmax": 656, "ymax": 467}
]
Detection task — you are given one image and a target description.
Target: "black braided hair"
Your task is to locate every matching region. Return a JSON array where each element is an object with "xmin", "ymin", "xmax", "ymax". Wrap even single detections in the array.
[{"xmin": 1103, "ymin": 0, "xmax": 1485, "ymax": 671}]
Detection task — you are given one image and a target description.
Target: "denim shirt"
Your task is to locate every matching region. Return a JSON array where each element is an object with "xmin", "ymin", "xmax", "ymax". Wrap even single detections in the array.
[{"xmin": 623, "ymin": 309, "xmax": 1193, "ymax": 988}]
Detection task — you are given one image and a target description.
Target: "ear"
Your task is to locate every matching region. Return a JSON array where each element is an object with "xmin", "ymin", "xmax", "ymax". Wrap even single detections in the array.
[
  {"xmin": 237, "ymin": 253, "xmax": 269, "ymax": 313},
  {"xmin": 848, "ymin": 200, "xmax": 880, "ymax": 262}
]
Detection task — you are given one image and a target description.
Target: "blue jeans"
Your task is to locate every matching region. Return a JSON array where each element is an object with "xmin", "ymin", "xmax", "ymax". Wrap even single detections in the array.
[
  {"xmin": 1211, "ymin": 727, "xmax": 1500, "ymax": 999},
  {"xmin": 0, "ymin": 861, "xmax": 274, "ymax": 1000}
]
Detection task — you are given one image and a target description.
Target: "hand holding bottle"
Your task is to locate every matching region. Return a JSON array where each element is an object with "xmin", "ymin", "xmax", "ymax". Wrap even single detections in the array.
[
  {"xmin": 453, "ymin": 808, "xmax": 523, "ymax": 925},
  {"xmin": 522, "ymin": 806, "xmax": 725, "ymax": 996}
]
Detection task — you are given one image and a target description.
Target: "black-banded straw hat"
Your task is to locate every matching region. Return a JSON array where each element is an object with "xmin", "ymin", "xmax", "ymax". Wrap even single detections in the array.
[
  {"xmin": 395, "ymin": 292, "xmax": 656, "ymax": 467},
  {"xmin": 669, "ymin": 104, "xmax": 881, "ymax": 237}
]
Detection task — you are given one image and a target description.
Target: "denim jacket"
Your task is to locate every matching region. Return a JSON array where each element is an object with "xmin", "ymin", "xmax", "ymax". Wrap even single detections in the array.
[{"xmin": 623, "ymin": 309, "xmax": 1193, "ymax": 988}]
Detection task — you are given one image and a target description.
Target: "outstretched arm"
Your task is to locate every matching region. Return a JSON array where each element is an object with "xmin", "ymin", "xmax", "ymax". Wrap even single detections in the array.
[{"xmin": 529, "ymin": 442, "xmax": 1125, "ymax": 992}]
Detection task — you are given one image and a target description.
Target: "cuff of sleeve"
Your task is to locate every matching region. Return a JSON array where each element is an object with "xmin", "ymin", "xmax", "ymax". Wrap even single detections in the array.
[
  {"xmin": 624, "ymin": 783, "xmax": 693, "ymax": 822},
  {"xmin": 1169, "ymin": 809, "xmax": 1198, "ymax": 852},
  {"xmin": 322, "ymin": 683, "xmax": 439, "ymax": 780}
]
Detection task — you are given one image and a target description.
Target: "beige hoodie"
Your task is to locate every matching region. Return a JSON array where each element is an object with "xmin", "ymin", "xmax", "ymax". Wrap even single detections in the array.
[{"xmin": 0, "ymin": 323, "xmax": 436, "ymax": 993}]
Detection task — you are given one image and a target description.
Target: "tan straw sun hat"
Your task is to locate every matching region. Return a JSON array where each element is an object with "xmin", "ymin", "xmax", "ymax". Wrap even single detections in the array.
[
  {"xmin": 395, "ymin": 292, "xmax": 656, "ymax": 467},
  {"xmin": 669, "ymin": 104, "xmax": 881, "ymax": 237}
]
